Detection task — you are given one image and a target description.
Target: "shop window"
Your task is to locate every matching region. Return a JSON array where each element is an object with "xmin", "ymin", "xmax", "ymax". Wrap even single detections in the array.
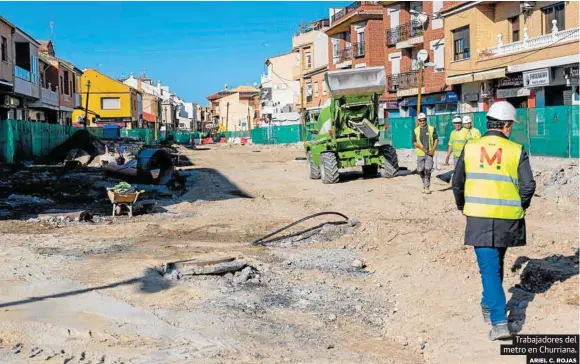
[
  {"xmin": 509, "ymin": 16, "xmax": 520, "ymax": 42},
  {"xmin": 452, "ymin": 26, "xmax": 470, "ymax": 61},
  {"xmin": 543, "ymin": 2, "xmax": 565, "ymax": 33}
]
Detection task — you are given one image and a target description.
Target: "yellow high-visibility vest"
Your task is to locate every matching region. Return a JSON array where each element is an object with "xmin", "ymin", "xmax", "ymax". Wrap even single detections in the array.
[
  {"xmin": 449, "ymin": 129, "xmax": 467, "ymax": 158},
  {"xmin": 463, "ymin": 135, "xmax": 524, "ymax": 220},
  {"xmin": 414, "ymin": 125, "xmax": 435, "ymax": 157},
  {"xmin": 465, "ymin": 127, "xmax": 482, "ymax": 141}
]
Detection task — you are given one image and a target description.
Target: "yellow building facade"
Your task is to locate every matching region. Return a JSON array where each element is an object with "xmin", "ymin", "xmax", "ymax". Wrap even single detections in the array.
[
  {"xmin": 72, "ymin": 69, "xmax": 142, "ymax": 127},
  {"xmin": 441, "ymin": 1, "xmax": 579, "ymax": 112}
]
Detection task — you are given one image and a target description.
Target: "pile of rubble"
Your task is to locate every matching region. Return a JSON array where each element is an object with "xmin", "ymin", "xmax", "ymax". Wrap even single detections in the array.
[
  {"xmin": 0, "ymin": 130, "xmax": 195, "ymax": 222},
  {"xmin": 533, "ymin": 161, "xmax": 579, "ymax": 205}
]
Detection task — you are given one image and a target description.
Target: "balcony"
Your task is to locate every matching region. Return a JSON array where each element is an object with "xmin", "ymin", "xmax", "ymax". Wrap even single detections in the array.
[
  {"xmin": 387, "ymin": 74, "xmax": 399, "ymax": 92},
  {"xmin": 390, "ymin": 71, "xmax": 419, "ymax": 91},
  {"xmin": 481, "ymin": 24, "xmax": 580, "ymax": 59},
  {"xmin": 14, "ymin": 65, "xmax": 33, "ymax": 97},
  {"xmin": 74, "ymin": 93, "xmax": 81, "ymax": 108},
  {"xmin": 14, "ymin": 65, "xmax": 30, "ymax": 81},
  {"xmin": 386, "ymin": 21, "xmax": 424, "ymax": 48},
  {"xmin": 335, "ymin": 47, "xmax": 353, "ymax": 64},
  {"xmin": 353, "ymin": 42, "xmax": 365, "ymax": 57},
  {"xmin": 41, "ymin": 86, "xmax": 59, "ymax": 107}
]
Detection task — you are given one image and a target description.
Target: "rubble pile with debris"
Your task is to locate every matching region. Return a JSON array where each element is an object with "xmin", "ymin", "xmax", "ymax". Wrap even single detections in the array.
[
  {"xmin": 533, "ymin": 161, "xmax": 579, "ymax": 205},
  {"xmin": 0, "ymin": 130, "xmax": 194, "ymax": 222}
]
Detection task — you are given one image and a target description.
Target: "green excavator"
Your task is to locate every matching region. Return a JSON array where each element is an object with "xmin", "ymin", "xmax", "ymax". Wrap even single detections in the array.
[{"xmin": 304, "ymin": 66, "xmax": 399, "ymax": 184}]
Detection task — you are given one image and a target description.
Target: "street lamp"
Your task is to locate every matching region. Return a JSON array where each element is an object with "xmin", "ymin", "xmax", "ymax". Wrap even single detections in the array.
[{"xmin": 83, "ymin": 80, "xmax": 91, "ymax": 129}]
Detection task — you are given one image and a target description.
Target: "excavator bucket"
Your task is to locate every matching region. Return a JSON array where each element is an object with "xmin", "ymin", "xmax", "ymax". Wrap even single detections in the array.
[{"xmin": 325, "ymin": 66, "xmax": 386, "ymax": 97}]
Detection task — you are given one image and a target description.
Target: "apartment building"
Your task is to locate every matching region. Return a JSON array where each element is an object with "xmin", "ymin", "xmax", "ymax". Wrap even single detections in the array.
[
  {"xmin": 122, "ymin": 74, "xmax": 162, "ymax": 128},
  {"xmin": 260, "ymin": 52, "xmax": 300, "ymax": 125},
  {"xmin": 382, "ymin": 1, "xmax": 456, "ymax": 118},
  {"xmin": 206, "ymin": 85, "xmax": 259, "ymax": 132},
  {"xmin": 441, "ymin": 1, "xmax": 579, "ymax": 112},
  {"xmin": 326, "ymin": 1, "xmax": 385, "ymax": 72},
  {"xmin": 11, "ymin": 26, "xmax": 41, "ymax": 121},
  {"xmin": 0, "ymin": 16, "xmax": 16, "ymax": 120},
  {"xmin": 291, "ymin": 18, "xmax": 330, "ymax": 112},
  {"xmin": 34, "ymin": 41, "xmax": 82, "ymax": 125},
  {"xmin": 72, "ymin": 69, "xmax": 142, "ymax": 128}
]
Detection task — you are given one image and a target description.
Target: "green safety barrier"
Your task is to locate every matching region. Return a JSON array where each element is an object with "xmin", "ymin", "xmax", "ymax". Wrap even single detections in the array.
[
  {"xmin": 0, "ymin": 120, "xmax": 76, "ymax": 163},
  {"xmin": 251, "ymin": 124, "xmax": 311, "ymax": 144}
]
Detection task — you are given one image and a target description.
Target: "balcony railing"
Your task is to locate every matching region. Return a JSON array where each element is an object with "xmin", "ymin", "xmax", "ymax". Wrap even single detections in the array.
[
  {"xmin": 394, "ymin": 71, "xmax": 420, "ymax": 91},
  {"xmin": 336, "ymin": 47, "xmax": 353, "ymax": 63},
  {"xmin": 14, "ymin": 66, "xmax": 31, "ymax": 81},
  {"xmin": 354, "ymin": 42, "xmax": 365, "ymax": 57},
  {"xmin": 331, "ymin": 1, "xmax": 379, "ymax": 23},
  {"xmin": 386, "ymin": 21, "xmax": 424, "ymax": 46},
  {"xmin": 40, "ymin": 86, "xmax": 59, "ymax": 106},
  {"xmin": 387, "ymin": 74, "xmax": 399, "ymax": 92},
  {"xmin": 482, "ymin": 25, "xmax": 580, "ymax": 58}
]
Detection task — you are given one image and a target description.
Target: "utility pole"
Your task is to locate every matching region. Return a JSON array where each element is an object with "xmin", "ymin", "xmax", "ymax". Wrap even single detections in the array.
[
  {"xmin": 83, "ymin": 80, "xmax": 91, "ymax": 129},
  {"xmin": 300, "ymin": 77, "xmax": 305, "ymax": 141},
  {"xmin": 417, "ymin": 61, "xmax": 423, "ymax": 122},
  {"xmin": 247, "ymin": 106, "xmax": 252, "ymax": 135},
  {"xmin": 225, "ymin": 101, "xmax": 230, "ymax": 134}
]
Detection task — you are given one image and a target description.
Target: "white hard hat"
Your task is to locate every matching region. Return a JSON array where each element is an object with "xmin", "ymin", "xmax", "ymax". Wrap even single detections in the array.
[
  {"xmin": 487, "ymin": 101, "xmax": 517, "ymax": 122},
  {"xmin": 462, "ymin": 115, "xmax": 472, "ymax": 124},
  {"xmin": 417, "ymin": 112, "xmax": 427, "ymax": 120},
  {"xmin": 452, "ymin": 115, "xmax": 462, "ymax": 123}
]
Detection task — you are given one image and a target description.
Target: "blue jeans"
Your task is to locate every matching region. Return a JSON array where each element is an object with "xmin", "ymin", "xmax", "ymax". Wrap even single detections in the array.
[{"xmin": 475, "ymin": 247, "xmax": 507, "ymax": 325}]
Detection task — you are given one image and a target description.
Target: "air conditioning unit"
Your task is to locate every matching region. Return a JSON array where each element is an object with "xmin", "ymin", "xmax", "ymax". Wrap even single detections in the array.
[{"xmin": 3, "ymin": 95, "xmax": 20, "ymax": 107}]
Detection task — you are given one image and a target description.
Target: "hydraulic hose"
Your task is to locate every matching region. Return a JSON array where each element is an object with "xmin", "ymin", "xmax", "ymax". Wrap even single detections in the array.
[{"xmin": 252, "ymin": 211, "xmax": 353, "ymax": 245}]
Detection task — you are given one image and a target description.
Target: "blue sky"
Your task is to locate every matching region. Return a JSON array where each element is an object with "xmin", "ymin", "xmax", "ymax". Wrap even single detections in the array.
[{"xmin": 1, "ymin": 1, "xmax": 346, "ymax": 104}]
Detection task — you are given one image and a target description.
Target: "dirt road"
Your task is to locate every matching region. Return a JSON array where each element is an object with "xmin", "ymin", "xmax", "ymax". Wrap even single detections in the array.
[{"xmin": 0, "ymin": 145, "xmax": 578, "ymax": 363}]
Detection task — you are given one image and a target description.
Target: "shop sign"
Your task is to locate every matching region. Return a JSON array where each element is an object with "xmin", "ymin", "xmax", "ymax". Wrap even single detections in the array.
[
  {"xmin": 384, "ymin": 101, "xmax": 399, "ymax": 109},
  {"xmin": 496, "ymin": 87, "xmax": 531, "ymax": 99},
  {"xmin": 464, "ymin": 93, "xmax": 479, "ymax": 102},
  {"xmin": 523, "ymin": 68, "xmax": 551, "ymax": 87},
  {"xmin": 498, "ymin": 74, "xmax": 523, "ymax": 88}
]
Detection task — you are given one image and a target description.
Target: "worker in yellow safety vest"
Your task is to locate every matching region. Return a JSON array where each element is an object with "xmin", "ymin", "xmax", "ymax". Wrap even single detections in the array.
[
  {"xmin": 462, "ymin": 115, "xmax": 482, "ymax": 140},
  {"xmin": 445, "ymin": 115, "xmax": 466, "ymax": 165},
  {"xmin": 412, "ymin": 112, "xmax": 439, "ymax": 194},
  {"xmin": 452, "ymin": 101, "xmax": 536, "ymax": 341}
]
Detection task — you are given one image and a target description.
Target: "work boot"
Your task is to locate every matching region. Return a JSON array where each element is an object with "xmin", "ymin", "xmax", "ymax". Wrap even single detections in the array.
[
  {"xmin": 489, "ymin": 323, "xmax": 511, "ymax": 341},
  {"xmin": 424, "ymin": 186, "xmax": 431, "ymax": 194},
  {"xmin": 482, "ymin": 306, "xmax": 491, "ymax": 324}
]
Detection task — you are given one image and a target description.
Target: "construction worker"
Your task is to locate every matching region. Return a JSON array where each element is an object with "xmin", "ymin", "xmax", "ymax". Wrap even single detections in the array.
[
  {"xmin": 412, "ymin": 112, "xmax": 438, "ymax": 194},
  {"xmin": 452, "ymin": 101, "xmax": 536, "ymax": 341},
  {"xmin": 445, "ymin": 115, "xmax": 466, "ymax": 165},
  {"xmin": 462, "ymin": 115, "xmax": 482, "ymax": 140}
]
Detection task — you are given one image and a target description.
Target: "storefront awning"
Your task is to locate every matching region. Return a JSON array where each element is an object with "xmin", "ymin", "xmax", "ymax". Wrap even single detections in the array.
[
  {"xmin": 447, "ymin": 68, "xmax": 506, "ymax": 85},
  {"xmin": 143, "ymin": 112, "xmax": 156, "ymax": 122},
  {"xmin": 473, "ymin": 68, "xmax": 506, "ymax": 82}
]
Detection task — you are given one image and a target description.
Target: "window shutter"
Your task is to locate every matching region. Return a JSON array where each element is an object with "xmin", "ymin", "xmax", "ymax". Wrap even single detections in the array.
[{"xmin": 463, "ymin": 27, "xmax": 470, "ymax": 48}]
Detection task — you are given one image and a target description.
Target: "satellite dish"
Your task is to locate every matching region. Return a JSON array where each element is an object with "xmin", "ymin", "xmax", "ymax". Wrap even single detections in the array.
[
  {"xmin": 417, "ymin": 49, "xmax": 429, "ymax": 62},
  {"xmin": 417, "ymin": 13, "xmax": 429, "ymax": 24}
]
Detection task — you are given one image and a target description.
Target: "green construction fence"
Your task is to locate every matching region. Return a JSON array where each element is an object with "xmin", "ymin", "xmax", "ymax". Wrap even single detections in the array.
[{"xmin": 251, "ymin": 124, "xmax": 312, "ymax": 144}]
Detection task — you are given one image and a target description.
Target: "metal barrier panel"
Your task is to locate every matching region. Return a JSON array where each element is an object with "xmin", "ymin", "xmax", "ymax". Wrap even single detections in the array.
[{"xmin": 390, "ymin": 117, "xmax": 415, "ymax": 149}]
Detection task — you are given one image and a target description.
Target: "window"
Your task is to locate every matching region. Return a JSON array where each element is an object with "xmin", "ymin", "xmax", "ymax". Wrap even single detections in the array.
[
  {"xmin": 101, "ymin": 97, "xmax": 121, "ymax": 110},
  {"xmin": 543, "ymin": 2, "xmax": 565, "ymax": 33},
  {"xmin": 356, "ymin": 31, "xmax": 365, "ymax": 57},
  {"xmin": 314, "ymin": 82, "xmax": 319, "ymax": 97},
  {"xmin": 452, "ymin": 26, "xmax": 470, "ymax": 61},
  {"xmin": 1, "ymin": 36, "xmax": 7, "ymax": 62},
  {"xmin": 322, "ymin": 82, "xmax": 327, "ymax": 96},
  {"xmin": 332, "ymin": 38, "xmax": 340, "ymax": 59},
  {"xmin": 305, "ymin": 50, "xmax": 312, "ymax": 69},
  {"xmin": 60, "ymin": 76, "xmax": 64, "ymax": 92},
  {"xmin": 63, "ymin": 71, "xmax": 70, "ymax": 95},
  {"xmin": 509, "ymin": 16, "xmax": 520, "ymax": 42},
  {"xmin": 305, "ymin": 82, "xmax": 313, "ymax": 102}
]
